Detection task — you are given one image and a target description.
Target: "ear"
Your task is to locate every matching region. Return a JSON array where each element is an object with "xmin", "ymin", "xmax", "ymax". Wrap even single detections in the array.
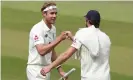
[
  {"xmin": 42, "ymin": 11, "xmax": 46, "ymax": 17},
  {"xmin": 88, "ymin": 20, "xmax": 93, "ymax": 25}
]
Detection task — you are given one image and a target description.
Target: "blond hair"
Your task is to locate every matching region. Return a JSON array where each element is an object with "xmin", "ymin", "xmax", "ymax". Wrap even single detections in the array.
[{"xmin": 41, "ymin": 2, "xmax": 56, "ymax": 12}]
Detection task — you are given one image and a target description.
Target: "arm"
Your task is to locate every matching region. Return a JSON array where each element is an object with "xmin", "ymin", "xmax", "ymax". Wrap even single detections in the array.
[
  {"xmin": 40, "ymin": 47, "xmax": 77, "ymax": 76},
  {"xmin": 36, "ymin": 32, "xmax": 66, "ymax": 56},
  {"xmin": 51, "ymin": 49, "xmax": 58, "ymax": 62},
  {"xmin": 41, "ymin": 31, "xmax": 82, "ymax": 76},
  {"xmin": 51, "ymin": 49, "xmax": 65, "ymax": 76},
  {"xmin": 50, "ymin": 47, "xmax": 77, "ymax": 69},
  {"xmin": 36, "ymin": 36, "xmax": 62, "ymax": 56}
]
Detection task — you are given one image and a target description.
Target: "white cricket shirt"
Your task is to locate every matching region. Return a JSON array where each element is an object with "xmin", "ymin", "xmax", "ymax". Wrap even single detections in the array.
[
  {"xmin": 27, "ymin": 19, "xmax": 56, "ymax": 66},
  {"xmin": 71, "ymin": 25, "xmax": 111, "ymax": 80}
]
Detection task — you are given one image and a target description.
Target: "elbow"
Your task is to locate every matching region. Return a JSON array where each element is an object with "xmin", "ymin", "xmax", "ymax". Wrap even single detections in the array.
[
  {"xmin": 39, "ymin": 52, "xmax": 45, "ymax": 56},
  {"xmin": 35, "ymin": 45, "xmax": 50, "ymax": 56},
  {"xmin": 37, "ymin": 49, "xmax": 47, "ymax": 56},
  {"xmin": 38, "ymin": 50, "xmax": 45, "ymax": 56}
]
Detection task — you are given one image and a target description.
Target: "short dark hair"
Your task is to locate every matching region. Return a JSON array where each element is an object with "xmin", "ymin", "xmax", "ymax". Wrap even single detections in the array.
[
  {"xmin": 88, "ymin": 20, "xmax": 100, "ymax": 28},
  {"xmin": 41, "ymin": 2, "xmax": 56, "ymax": 12},
  {"xmin": 85, "ymin": 10, "xmax": 101, "ymax": 28}
]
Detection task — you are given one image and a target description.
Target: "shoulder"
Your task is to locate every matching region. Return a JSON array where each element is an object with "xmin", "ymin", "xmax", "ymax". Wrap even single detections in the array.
[
  {"xmin": 98, "ymin": 29, "xmax": 111, "ymax": 43},
  {"xmin": 75, "ymin": 28, "xmax": 88, "ymax": 37},
  {"xmin": 99, "ymin": 29, "xmax": 110, "ymax": 39},
  {"xmin": 30, "ymin": 21, "xmax": 43, "ymax": 35}
]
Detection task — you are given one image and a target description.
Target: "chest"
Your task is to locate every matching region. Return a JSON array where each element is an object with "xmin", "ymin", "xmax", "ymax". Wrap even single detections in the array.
[{"xmin": 43, "ymin": 32, "xmax": 55, "ymax": 44}]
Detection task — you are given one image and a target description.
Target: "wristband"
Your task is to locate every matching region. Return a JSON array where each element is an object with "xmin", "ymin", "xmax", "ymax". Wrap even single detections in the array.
[{"xmin": 56, "ymin": 65, "xmax": 61, "ymax": 69}]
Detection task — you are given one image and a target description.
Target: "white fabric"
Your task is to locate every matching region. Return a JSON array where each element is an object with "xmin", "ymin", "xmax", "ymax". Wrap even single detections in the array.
[
  {"xmin": 27, "ymin": 65, "xmax": 50, "ymax": 80},
  {"xmin": 43, "ymin": 6, "xmax": 57, "ymax": 11},
  {"xmin": 27, "ymin": 19, "xmax": 56, "ymax": 80},
  {"xmin": 71, "ymin": 25, "xmax": 111, "ymax": 80},
  {"xmin": 71, "ymin": 38, "xmax": 82, "ymax": 59}
]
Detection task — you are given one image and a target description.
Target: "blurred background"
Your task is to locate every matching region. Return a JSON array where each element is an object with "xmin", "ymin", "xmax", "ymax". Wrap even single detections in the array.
[{"xmin": 1, "ymin": 1, "xmax": 133, "ymax": 80}]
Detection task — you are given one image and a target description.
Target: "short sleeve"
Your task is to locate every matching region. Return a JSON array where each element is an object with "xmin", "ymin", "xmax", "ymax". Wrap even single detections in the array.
[
  {"xmin": 71, "ymin": 31, "xmax": 82, "ymax": 50},
  {"xmin": 71, "ymin": 38, "xmax": 82, "ymax": 50},
  {"xmin": 31, "ymin": 33, "xmax": 44, "ymax": 46}
]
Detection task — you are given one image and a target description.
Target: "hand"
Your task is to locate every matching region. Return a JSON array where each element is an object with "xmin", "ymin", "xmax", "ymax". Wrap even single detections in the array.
[
  {"xmin": 64, "ymin": 31, "xmax": 73, "ymax": 41},
  {"xmin": 59, "ymin": 71, "xmax": 68, "ymax": 80},
  {"xmin": 59, "ymin": 32, "xmax": 67, "ymax": 41},
  {"xmin": 40, "ymin": 66, "xmax": 51, "ymax": 76}
]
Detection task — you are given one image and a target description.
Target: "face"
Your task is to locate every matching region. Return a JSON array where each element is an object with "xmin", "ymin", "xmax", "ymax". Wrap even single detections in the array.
[{"xmin": 43, "ymin": 8, "xmax": 57, "ymax": 24}]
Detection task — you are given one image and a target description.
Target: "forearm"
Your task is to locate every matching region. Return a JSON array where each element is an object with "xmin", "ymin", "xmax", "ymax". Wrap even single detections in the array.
[
  {"xmin": 51, "ymin": 50, "xmax": 57, "ymax": 62},
  {"xmin": 51, "ymin": 49, "xmax": 65, "ymax": 73},
  {"xmin": 51, "ymin": 55, "xmax": 57, "ymax": 62},
  {"xmin": 57, "ymin": 66, "xmax": 64, "ymax": 73},
  {"xmin": 37, "ymin": 37, "xmax": 62, "ymax": 56},
  {"xmin": 49, "ymin": 47, "xmax": 77, "ymax": 69},
  {"xmin": 50, "ymin": 51, "xmax": 71, "ymax": 69}
]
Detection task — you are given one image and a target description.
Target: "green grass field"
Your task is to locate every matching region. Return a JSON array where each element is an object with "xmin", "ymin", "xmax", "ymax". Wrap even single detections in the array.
[{"xmin": 1, "ymin": 1, "xmax": 133, "ymax": 80}]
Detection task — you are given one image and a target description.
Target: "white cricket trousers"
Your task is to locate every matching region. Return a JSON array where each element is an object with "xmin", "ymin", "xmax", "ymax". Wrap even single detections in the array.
[
  {"xmin": 81, "ymin": 75, "xmax": 110, "ymax": 80},
  {"xmin": 26, "ymin": 65, "xmax": 50, "ymax": 80}
]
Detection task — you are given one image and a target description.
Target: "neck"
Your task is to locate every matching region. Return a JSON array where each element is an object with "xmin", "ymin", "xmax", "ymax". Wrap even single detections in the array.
[
  {"xmin": 43, "ymin": 18, "xmax": 52, "ymax": 29},
  {"xmin": 87, "ymin": 24, "xmax": 92, "ymax": 28}
]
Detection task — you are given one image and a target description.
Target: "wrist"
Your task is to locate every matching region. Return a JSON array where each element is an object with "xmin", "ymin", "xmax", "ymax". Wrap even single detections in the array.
[
  {"xmin": 70, "ymin": 36, "xmax": 74, "ymax": 41},
  {"xmin": 56, "ymin": 65, "xmax": 62, "ymax": 69},
  {"xmin": 57, "ymin": 36, "xmax": 62, "ymax": 42},
  {"xmin": 48, "ymin": 65, "xmax": 53, "ymax": 70}
]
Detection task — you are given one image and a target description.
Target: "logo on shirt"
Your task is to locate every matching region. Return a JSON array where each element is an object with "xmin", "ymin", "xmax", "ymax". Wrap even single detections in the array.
[
  {"xmin": 72, "ymin": 39, "xmax": 77, "ymax": 45},
  {"xmin": 45, "ymin": 34, "xmax": 48, "ymax": 37},
  {"xmin": 34, "ymin": 35, "xmax": 39, "ymax": 41}
]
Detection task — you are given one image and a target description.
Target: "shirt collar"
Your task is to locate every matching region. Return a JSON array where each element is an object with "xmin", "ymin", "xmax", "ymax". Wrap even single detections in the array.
[
  {"xmin": 41, "ymin": 19, "xmax": 55, "ymax": 33},
  {"xmin": 89, "ymin": 25, "xmax": 95, "ymax": 29}
]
